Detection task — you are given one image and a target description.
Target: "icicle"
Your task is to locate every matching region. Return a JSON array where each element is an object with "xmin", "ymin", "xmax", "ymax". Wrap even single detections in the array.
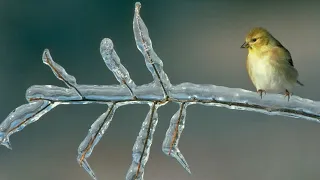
[
  {"xmin": 126, "ymin": 102, "xmax": 159, "ymax": 180},
  {"xmin": 133, "ymin": 2, "xmax": 171, "ymax": 97},
  {"xmin": 42, "ymin": 49, "xmax": 83, "ymax": 98},
  {"xmin": 77, "ymin": 103, "xmax": 117, "ymax": 180},
  {"xmin": 162, "ymin": 102, "xmax": 190, "ymax": 173},
  {"xmin": 0, "ymin": 100, "xmax": 58, "ymax": 149},
  {"xmin": 100, "ymin": 38, "xmax": 136, "ymax": 97}
]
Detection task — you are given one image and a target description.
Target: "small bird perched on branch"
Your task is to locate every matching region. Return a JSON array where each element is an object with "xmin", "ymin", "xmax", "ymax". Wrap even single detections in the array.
[{"xmin": 241, "ymin": 27, "xmax": 303, "ymax": 101}]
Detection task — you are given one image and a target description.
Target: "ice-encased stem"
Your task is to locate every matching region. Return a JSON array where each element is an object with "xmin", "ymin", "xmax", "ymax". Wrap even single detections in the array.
[
  {"xmin": 133, "ymin": 2, "xmax": 171, "ymax": 97},
  {"xmin": 162, "ymin": 102, "xmax": 190, "ymax": 173},
  {"xmin": 0, "ymin": 100, "xmax": 58, "ymax": 149},
  {"xmin": 126, "ymin": 102, "xmax": 159, "ymax": 180},
  {"xmin": 77, "ymin": 103, "xmax": 117, "ymax": 180},
  {"xmin": 25, "ymin": 83, "xmax": 320, "ymax": 123},
  {"xmin": 100, "ymin": 38, "xmax": 136, "ymax": 97},
  {"xmin": 42, "ymin": 49, "xmax": 83, "ymax": 98}
]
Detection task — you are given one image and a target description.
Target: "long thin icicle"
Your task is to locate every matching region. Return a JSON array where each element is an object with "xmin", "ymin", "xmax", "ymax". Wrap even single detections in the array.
[
  {"xmin": 0, "ymin": 100, "xmax": 58, "ymax": 149},
  {"xmin": 133, "ymin": 2, "xmax": 171, "ymax": 97},
  {"xmin": 77, "ymin": 103, "xmax": 117, "ymax": 180},
  {"xmin": 100, "ymin": 38, "xmax": 136, "ymax": 97},
  {"xmin": 126, "ymin": 102, "xmax": 159, "ymax": 180},
  {"xmin": 42, "ymin": 49, "xmax": 83, "ymax": 98},
  {"xmin": 162, "ymin": 102, "xmax": 190, "ymax": 173}
]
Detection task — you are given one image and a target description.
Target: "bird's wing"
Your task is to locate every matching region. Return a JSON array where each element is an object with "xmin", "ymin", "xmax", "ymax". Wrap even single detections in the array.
[
  {"xmin": 272, "ymin": 46, "xmax": 294, "ymax": 67},
  {"xmin": 267, "ymin": 46, "xmax": 304, "ymax": 86},
  {"xmin": 288, "ymin": 58, "xmax": 294, "ymax": 66}
]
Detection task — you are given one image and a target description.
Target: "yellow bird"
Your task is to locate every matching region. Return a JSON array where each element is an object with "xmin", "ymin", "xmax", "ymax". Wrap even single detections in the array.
[{"xmin": 241, "ymin": 27, "xmax": 303, "ymax": 101}]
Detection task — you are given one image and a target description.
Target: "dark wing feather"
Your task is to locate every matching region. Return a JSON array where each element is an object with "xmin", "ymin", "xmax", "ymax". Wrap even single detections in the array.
[
  {"xmin": 288, "ymin": 58, "xmax": 294, "ymax": 67},
  {"xmin": 280, "ymin": 46, "xmax": 294, "ymax": 67},
  {"xmin": 276, "ymin": 46, "xmax": 304, "ymax": 85}
]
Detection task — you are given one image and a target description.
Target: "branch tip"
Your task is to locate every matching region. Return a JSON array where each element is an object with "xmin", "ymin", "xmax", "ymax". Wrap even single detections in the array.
[
  {"xmin": 100, "ymin": 38, "xmax": 113, "ymax": 51},
  {"xmin": 135, "ymin": 2, "xmax": 141, "ymax": 14},
  {"xmin": 78, "ymin": 104, "xmax": 115, "ymax": 165},
  {"xmin": 1, "ymin": 139, "xmax": 12, "ymax": 150}
]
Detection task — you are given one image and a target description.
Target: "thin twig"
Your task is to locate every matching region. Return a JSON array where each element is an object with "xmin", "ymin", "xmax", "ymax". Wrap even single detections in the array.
[
  {"xmin": 151, "ymin": 63, "xmax": 169, "ymax": 98},
  {"xmin": 79, "ymin": 103, "xmax": 115, "ymax": 166},
  {"xmin": 44, "ymin": 52, "xmax": 85, "ymax": 100},
  {"xmin": 135, "ymin": 10, "xmax": 169, "ymax": 98},
  {"xmin": 28, "ymin": 96, "xmax": 320, "ymax": 121},
  {"xmin": 7, "ymin": 102, "xmax": 52, "ymax": 135},
  {"xmin": 122, "ymin": 80, "xmax": 137, "ymax": 99},
  {"xmin": 135, "ymin": 102, "xmax": 156, "ymax": 179},
  {"xmin": 169, "ymin": 102, "xmax": 185, "ymax": 155}
]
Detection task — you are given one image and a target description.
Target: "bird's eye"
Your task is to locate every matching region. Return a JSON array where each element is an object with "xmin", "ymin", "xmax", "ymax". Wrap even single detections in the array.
[{"xmin": 251, "ymin": 38, "xmax": 257, "ymax": 42}]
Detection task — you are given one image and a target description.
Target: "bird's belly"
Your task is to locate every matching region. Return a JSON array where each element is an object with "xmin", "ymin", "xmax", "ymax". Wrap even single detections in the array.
[{"xmin": 249, "ymin": 60, "xmax": 292, "ymax": 93}]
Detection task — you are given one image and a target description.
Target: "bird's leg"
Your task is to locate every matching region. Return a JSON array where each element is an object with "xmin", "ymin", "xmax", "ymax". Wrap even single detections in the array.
[
  {"xmin": 257, "ymin": 89, "xmax": 266, "ymax": 99},
  {"xmin": 284, "ymin": 89, "xmax": 291, "ymax": 102}
]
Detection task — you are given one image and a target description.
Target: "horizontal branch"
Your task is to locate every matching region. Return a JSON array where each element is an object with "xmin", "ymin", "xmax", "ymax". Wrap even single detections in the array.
[{"xmin": 26, "ymin": 83, "xmax": 320, "ymax": 122}]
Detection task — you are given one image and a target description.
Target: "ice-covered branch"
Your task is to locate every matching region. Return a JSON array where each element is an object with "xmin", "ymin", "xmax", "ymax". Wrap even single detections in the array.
[
  {"xmin": 42, "ymin": 49, "xmax": 83, "ymax": 98},
  {"xmin": 126, "ymin": 102, "xmax": 160, "ymax": 180},
  {"xmin": 24, "ymin": 83, "xmax": 320, "ymax": 122},
  {"xmin": 100, "ymin": 38, "xmax": 136, "ymax": 98},
  {"xmin": 133, "ymin": 2, "xmax": 171, "ymax": 98},
  {"xmin": 162, "ymin": 102, "xmax": 191, "ymax": 174},
  {"xmin": 77, "ymin": 103, "xmax": 117, "ymax": 180},
  {"xmin": 0, "ymin": 2, "xmax": 319, "ymax": 180}
]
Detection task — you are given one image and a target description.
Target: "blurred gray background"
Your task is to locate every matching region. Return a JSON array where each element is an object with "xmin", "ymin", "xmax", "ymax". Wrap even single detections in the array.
[{"xmin": 1, "ymin": 0, "xmax": 320, "ymax": 180}]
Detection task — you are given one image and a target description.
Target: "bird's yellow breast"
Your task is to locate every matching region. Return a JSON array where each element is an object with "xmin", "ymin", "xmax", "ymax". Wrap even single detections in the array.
[{"xmin": 246, "ymin": 50, "xmax": 297, "ymax": 93}]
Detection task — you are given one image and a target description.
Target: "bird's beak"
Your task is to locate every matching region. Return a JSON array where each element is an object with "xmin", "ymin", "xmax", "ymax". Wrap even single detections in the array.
[{"xmin": 240, "ymin": 42, "xmax": 249, "ymax": 48}]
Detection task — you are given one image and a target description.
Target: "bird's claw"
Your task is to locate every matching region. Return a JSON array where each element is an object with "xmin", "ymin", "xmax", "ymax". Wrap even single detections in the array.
[
  {"xmin": 284, "ymin": 89, "xmax": 291, "ymax": 102},
  {"xmin": 257, "ymin": 89, "xmax": 266, "ymax": 99}
]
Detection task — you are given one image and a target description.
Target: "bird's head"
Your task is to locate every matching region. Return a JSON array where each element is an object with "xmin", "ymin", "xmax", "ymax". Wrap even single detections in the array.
[{"xmin": 241, "ymin": 27, "xmax": 279, "ymax": 52}]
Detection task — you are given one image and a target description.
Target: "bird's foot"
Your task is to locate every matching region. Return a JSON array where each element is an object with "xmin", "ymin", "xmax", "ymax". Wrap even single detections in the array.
[
  {"xmin": 284, "ymin": 89, "xmax": 291, "ymax": 102},
  {"xmin": 257, "ymin": 89, "xmax": 266, "ymax": 99}
]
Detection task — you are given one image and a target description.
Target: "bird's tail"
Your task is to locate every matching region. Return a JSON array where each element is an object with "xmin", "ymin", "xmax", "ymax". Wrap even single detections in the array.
[{"xmin": 297, "ymin": 80, "xmax": 304, "ymax": 86}]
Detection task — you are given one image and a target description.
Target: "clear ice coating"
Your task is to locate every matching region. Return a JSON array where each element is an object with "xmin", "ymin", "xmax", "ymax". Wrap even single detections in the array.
[
  {"xmin": 169, "ymin": 83, "xmax": 320, "ymax": 122},
  {"xmin": 26, "ymin": 83, "xmax": 164, "ymax": 102},
  {"xmin": 0, "ymin": 100, "xmax": 58, "ymax": 149},
  {"xmin": 42, "ymin": 49, "xmax": 78, "ymax": 88},
  {"xmin": 126, "ymin": 103, "xmax": 159, "ymax": 180},
  {"xmin": 162, "ymin": 103, "xmax": 191, "ymax": 174},
  {"xmin": 100, "ymin": 38, "xmax": 136, "ymax": 89},
  {"xmin": 77, "ymin": 103, "xmax": 117, "ymax": 180},
  {"xmin": 133, "ymin": 2, "xmax": 172, "ymax": 94},
  {"xmin": 24, "ymin": 82, "xmax": 320, "ymax": 123},
  {"xmin": 26, "ymin": 85, "xmax": 82, "ymax": 102}
]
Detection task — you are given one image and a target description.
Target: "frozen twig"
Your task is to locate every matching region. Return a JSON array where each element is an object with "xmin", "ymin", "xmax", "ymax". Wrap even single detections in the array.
[
  {"xmin": 133, "ymin": 2, "xmax": 171, "ymax": 98},
  {"xmin": 77, "ymin": 103, "xmax": 117, "ymax": 180},
  {"xmin": 0, "ymin": 2, "xmax": 319, "ymax": 180},
  {"xmin": 0, "ymin": 100, "xmax": 59, "ymax": 149},
  {"xmin": 42, "ymin": 49, "xmax": 84, "ymax": 99},
  {"xmin": 162, "ymin": 102, "xmax": 191, "ymax": 174},
  {"xmin": 100, "ymin": 38, "xmax": 136, "ymax": 98},
  {"xmin": 126, "ymin": 102, "xmax": 160, "ymax": 180}
]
